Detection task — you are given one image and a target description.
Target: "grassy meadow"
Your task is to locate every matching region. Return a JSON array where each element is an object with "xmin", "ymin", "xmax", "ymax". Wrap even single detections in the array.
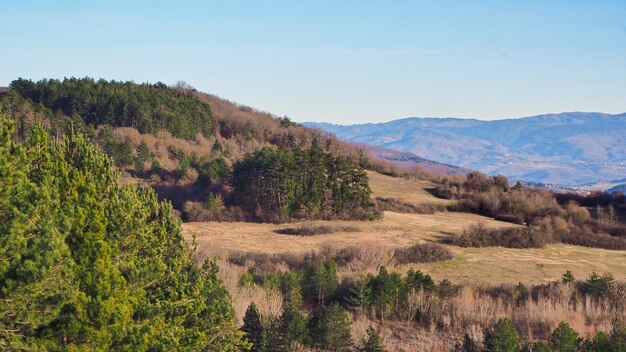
[{"xmin": 183, "ymin": 170, "xmax": 626, "ymax": 285}]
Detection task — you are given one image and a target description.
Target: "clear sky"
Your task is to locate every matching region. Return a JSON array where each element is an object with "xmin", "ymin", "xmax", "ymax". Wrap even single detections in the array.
[{"xmin": 1, "ymin": 1, "xmax": 625, "ymax": 124}]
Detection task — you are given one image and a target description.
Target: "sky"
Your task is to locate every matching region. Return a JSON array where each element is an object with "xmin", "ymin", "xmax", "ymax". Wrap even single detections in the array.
[{"xmin": 1, "ymin": 1, "xmax": 625, "ymax": 124}]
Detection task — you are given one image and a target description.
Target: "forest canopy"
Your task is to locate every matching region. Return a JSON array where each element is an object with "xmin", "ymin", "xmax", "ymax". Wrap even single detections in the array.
[
  {"xmin": 9, "ymin": 77, "xmax": 212, "ymax": 139},
  {"xmin": 232, "ymin": 144, "xmax": 378, "ymax": 223}
]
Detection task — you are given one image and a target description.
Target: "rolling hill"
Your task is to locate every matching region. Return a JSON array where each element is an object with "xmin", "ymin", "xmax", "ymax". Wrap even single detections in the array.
[{"xmin": 306, "ymin": 112, "xmax": 626, "ymax": 186}]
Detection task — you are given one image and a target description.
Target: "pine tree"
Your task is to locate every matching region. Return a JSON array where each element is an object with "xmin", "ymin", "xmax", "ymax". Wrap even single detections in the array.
[
  {"xmin": 307, "ymin": 303, "xmax": 352, "ymax": 351},
  {"xmin": 243, "ymin": 302, "xmax": 264, "ymax": 351},
  {"xmin": 533, "ymin": 341, "xmax": 551, "ymax": 352},
  {"xmin": 581, "ymin": 331, "xmax": 609, "ymax": 352},
  {"xmin": 609, "ymin": 321, "xmax": 626, "ymax": 352},
  {"xmin": 315, "ymin": 258, "xmax": 339, "ymax": 304},
  {"xmin": 483, "ymin": 318, "xmax": 520, "ymax": 352},
  {"xmin": 561, "ymin": 270, "xmax": 576, "ymax": 284},
  {"xmin": 360, "ymin": 326, "xmax": 387, "ymax": 352},
  {"xmin": 549, "ymin": 322, "xmax": 580, "ymax": 352},
  {"xmin": 279, "ymin": 304, "xmax": 308, "ymax": 351},
  {"xmin": 0, "ymin": 110, "xmax": 247, "ymax": 350}
]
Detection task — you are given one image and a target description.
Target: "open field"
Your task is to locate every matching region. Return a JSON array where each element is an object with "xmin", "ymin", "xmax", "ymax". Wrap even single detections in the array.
[
  {"xmin": 366, "ymin": 171, "xmax": 454, "ymax": 206},
  {"xmin": 183, "ymin": 171, "xmax": 626, "ymax": 285},
  {"xmin": 184, "ymin": 210, "xmax": 514, "ymax": 255}
]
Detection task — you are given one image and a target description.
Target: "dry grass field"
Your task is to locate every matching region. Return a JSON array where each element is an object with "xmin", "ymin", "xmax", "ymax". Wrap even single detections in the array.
[
  {"xmin": 366, "ymin": 171, "xmax": 454, "ymax": 207},
  {"xmin": 183, "ymin": 171, "xmax": 626, "ymax": 285}
]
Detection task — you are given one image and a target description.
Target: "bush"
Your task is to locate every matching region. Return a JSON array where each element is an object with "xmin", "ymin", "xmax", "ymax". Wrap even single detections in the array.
[
  {"xmin": 375, "ymin": 197, "xmax": 446, "ymax": 214},
  {"xmin": 393, "ymin": 243, "xmax": 454, "ymax": 264},
  {"xmin": 454, "ymin": 223, "xmax": 551, "ymax": 249},
  {"xmin": 275, "ymin": 223, "xmax": 361, "ymax": 236},
  {"xmin": 557, "ymin": 225, "xmax": 626, "ymax": 250}
]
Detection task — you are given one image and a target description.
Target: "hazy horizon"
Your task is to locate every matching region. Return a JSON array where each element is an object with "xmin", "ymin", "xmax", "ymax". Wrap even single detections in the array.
[{"xmin": 2, "ymin": 1, "xmax": 625, "ymax": 124}]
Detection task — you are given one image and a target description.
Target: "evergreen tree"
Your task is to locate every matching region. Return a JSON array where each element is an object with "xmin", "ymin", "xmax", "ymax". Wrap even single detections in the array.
[
  {"xmin": 438, "ymin": 278, "xmax": 458, "ymax": 298},
  {"xmin": 279, "ymin": 304, "xmax": 308, "ymax": 351},
  {"xmin": 360, "ymin": 326, "xmax": 387, "ymax": 352},
  {"xmin": 561, "ymin": 270, "xmax": 576, "ymax": 284},
  {"xmin": 243, "ymin": 302, "xmax": 264, "ymax": 351},
  {"xmin": 315, "ymin": 258, "xmax": 339, "ymax": 304},
  {"xmin": 483, "ymin": 318, "xmax": 520, "ymax": 352},
  {"xmin": 280, "ymin": 271, "xmax": 303, "ymax": 308},
  {"xmin": 584, "ymin": 271, "xmax": 615, "ymax": 298},
  {"xmin": 581, "ymin": 331, "xmax": 609, "ymax": 352},
  {"xmin": 533, "ymin": 341, "xmax": 552, "ymax": 352},
  {"xmin": 10, "ymin": 77, "xmax": 213, "ymax": 139},
  {"xmin": 0, "ymin": 110, "xmax": 246, "ymax": 350},
  {"xmin": 549, "ymin": 322, "xmax": 580, "ymax": 352},
  {"xmin": 307, "ymin": 303, "xmax": 352, "ymax": 351},
  {"xmin": 609, "ymin": 321, "xmax": 626, "ymax": 352}
]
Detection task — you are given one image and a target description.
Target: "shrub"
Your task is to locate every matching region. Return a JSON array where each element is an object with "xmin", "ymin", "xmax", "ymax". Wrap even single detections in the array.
[
  {"xmin": 393, "ymin": 243, "xmax": 454, "ymax": 264},
  {"xmin": 557, "ymin": 225, "xmax": 626, "ymax": 250},
  {"xmin": 454, "ymin": 223, "xmax": 551, "ymax": 249},
  {"xmin": 275, "ymin": 223, "xmax": 361, "ymax": 236},
  {"xmin": 375, "ymin": 197, "xmax": 446, "ymax": 214}
]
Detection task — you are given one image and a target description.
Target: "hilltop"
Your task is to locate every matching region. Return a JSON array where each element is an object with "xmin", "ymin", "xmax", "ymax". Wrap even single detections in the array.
[
  {"xmin": 1, "ymin": 77, "xmax": 457, "ymax": 223},
  {"xmin": 306, "ymin": 112, "xmax": 626, "ymax": 186}
]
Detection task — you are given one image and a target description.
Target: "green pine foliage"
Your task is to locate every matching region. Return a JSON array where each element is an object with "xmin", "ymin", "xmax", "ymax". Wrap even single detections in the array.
[
  {"xmin": 279, "ymin": 304, "xmax": 308, "ymax": 351},
  {"xmin": 584, "ymin": 271, "xmax": 616, "ymax": 298},
  {"xmin": 532, "ymin": 341, "xmax": 552, "ymax": 352},
  {"xmin": 549, "ymin": 322, "xmax": 580, "ymax": 352},
  {"xmin": 10, "ymin": 77, "xmax": 213, "ymax": 139},
  {"xmin": 242, "ymin": 302, "xmax": 264, "ymax": 351},
  {"xmin": 483, "ymin": 318, "xmax": 520, "ymax": 352},
  {"xmin": 349, "ymin": 267, "xmax": 437, "ymax": 321},
  {"xmin": 582, "ymin": 331, "xmax": 609, "ymax": 352},
  {"xmin": 561, "ymin": 270, "xmax": 576, "ymax": 284},
  {"xmin": 0, "ymin": 110, "xmax": 246, "ymax": 350},
  {"xmin": 307, "ymin": 303, "xmax": 352, "ymax": 351},
  {"xmin": 359, "ymin": 326, "xmax": 387, "ymax": 352},
  {"xmin": 233, "ymin": 145, "xmax": 377, "ymax": 222}
]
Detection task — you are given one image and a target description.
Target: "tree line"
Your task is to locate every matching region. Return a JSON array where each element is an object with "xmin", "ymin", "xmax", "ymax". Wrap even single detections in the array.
[
  {"xmin": 9, "ymin": 77, "xmax": 213, "ymax": 139},
  {"xmin": 233, "ymin": 143, "xmax": 378, "ymax": 223}
]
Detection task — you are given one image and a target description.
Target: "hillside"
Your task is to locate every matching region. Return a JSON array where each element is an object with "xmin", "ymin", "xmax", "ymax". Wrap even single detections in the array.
[
  {"xmin": 3, "ymin": 79, "xmax": 626, "ymax": 351},
  {"xmin": 1, "ymin": 78, "xmax": 433, "ymax": 222},
  {"xmin": 305, "ymin": 112, "xmax": 626, "ymax": 186}
]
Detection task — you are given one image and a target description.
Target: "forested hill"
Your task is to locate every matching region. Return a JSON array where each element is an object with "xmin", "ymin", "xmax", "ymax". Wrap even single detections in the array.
[{"xmin": 1, "ymin": 77, "xmax": 420, "ymax": 222}]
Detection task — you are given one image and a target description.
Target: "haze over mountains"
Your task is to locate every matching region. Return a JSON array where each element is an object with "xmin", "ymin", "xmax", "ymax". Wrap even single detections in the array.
[{"xmin": 306, "ymin": 112, "xmax": 626, "ymax": 188}]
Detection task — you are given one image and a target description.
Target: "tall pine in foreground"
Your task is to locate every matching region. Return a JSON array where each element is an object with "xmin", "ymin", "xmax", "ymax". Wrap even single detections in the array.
[{"xmin": 0, "ymin": 107, "xmax": 247, "ymax": 350}]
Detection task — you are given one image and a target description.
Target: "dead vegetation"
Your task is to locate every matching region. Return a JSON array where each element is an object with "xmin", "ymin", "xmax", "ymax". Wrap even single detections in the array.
[
  {"xmin": 375, "ymin": 196, "xmax": 447, "ymax": 214},
  {"xmin": 274, "ymin": 223, "xmax": 361, "ymax": 236}
]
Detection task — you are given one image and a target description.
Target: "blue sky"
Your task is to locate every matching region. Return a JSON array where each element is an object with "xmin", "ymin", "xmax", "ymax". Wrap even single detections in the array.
[{"xmin": 1, "ymin": 1, "xmax": 625, "ymax": 124}]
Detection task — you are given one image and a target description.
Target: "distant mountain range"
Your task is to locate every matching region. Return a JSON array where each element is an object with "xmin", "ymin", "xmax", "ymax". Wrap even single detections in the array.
[{"xmin": 305, "ymin": 112, "xmax": 626, "ymax": 187}]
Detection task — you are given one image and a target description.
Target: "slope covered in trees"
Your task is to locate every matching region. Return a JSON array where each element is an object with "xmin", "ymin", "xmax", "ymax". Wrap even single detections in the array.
[
  {"xmin": 0, "ymin": 110, "xmax": 246, "ymax": 350},
  {"xmin": 10, "ymin": 77, "xmax": 213, "ymax": 139},
  {"xmin": 1, "ymin": 77, "xmax": 398, "ymax": 223}
]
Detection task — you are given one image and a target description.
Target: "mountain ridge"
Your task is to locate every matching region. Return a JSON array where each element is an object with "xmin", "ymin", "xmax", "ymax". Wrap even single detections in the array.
[{"xmin": 305, "ymin": 112, "xmax": 626, "ymax": 186}]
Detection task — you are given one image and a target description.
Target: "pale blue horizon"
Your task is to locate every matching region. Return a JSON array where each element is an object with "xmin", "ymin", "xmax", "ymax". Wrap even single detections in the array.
[{"xmin": 1, "ymin": 1, "xmax": 625, "ymax": 124}]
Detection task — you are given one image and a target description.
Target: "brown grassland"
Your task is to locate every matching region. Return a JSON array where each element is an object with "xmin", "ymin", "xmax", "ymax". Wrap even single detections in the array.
[
  {"xmin": 183, "ymin": 170, "xmax": 626, "ymax": 285},
  {"xmin": 182, "ymin": 170, "xmax": 626, "ymax": 351}
]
